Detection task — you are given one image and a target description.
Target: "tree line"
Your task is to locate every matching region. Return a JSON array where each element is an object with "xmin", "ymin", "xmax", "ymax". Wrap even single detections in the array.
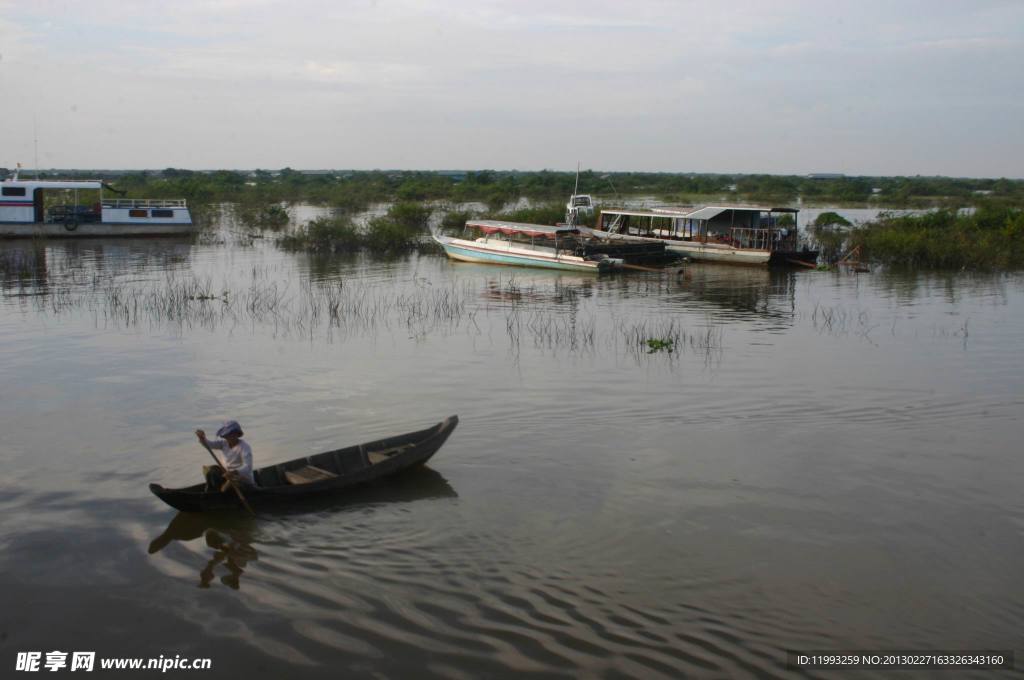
[{"xmin": 8, "ymin": 167, "xmax": 1022, "ymax": 211}]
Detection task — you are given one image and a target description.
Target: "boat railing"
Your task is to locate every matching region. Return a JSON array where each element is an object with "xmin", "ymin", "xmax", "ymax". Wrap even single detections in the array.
[
  {"xmin": 101, "ymin": 198, "xmax": 188, "ymax": 209},
  {"xmin": 729, "ymin": 226, "xmax": 798, "ymax": 251}
]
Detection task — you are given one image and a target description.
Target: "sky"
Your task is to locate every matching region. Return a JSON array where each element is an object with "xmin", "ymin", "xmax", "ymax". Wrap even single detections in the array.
[{"xmin": 1, "ymin": 0, "xmax": 1022, "ymax": 177}]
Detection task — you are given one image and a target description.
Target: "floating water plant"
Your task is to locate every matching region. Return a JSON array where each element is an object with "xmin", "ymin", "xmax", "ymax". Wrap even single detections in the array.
[{"xmin": 645, "ymin": 338, "xmax": 674, "ymax": 353}]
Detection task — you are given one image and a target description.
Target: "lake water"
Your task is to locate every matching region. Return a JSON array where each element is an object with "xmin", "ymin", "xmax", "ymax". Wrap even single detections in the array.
[{"xmin": 1, "ymin": 213, "xmax": 1022, "ymax": 678}]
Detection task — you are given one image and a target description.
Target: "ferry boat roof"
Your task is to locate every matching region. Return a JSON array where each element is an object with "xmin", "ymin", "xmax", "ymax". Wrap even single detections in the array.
[
  {"xmin": 602, "ymin": 205, "xmax": 799, "ymax": 220},
  {"xmin": 466, "ymin": 220, "xmax": 581, "ymax": 237},
  {"xmin": 1, "ymin": 178, "xmax": 104, "ymax": 190}
]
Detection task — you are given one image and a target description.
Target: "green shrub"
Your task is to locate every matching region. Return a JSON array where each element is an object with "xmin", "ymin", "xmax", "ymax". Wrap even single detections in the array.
[
  {"xmin": 851, "ymin": 203, "xmax": 1024, "ymax": 269},
  {"xmin": 364, "ymin": 216, "xmax": 417, "ymax": 251},
  {"xmin": 492, "ymin": 202, "xmax": 566, "ymax": 226},
  {"xmin": 813, "ymin": 211, "xmax": 852, "ymax": 228},
  {"xmin": 238, "ymin": 203, "xmax": 290, "ymax": 230},
  {"xmin": 438, "ymin": 209, "xmax": 477, "ymax": 235},
  {"xmin": 280, "ymin": 215, "xmax": 361, "ymax": 252},
  {"xmin": 361, "ymin": 202, "xmax": 434, "ymax": 251},
  {"xmin": 387, "ymin": 202, "xmax": 431, "ymax": 231}
]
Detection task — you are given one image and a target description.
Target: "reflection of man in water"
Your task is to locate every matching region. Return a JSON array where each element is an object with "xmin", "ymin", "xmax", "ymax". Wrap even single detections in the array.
[{"xmin": 199, "ymin": 529, "xmax": 258, "ymax": 590}]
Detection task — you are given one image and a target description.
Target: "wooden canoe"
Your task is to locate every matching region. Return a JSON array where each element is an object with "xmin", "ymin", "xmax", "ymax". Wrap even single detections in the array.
[{"xmin": 149, "ymin": 415, "xmax": 458, "ymax": 512}]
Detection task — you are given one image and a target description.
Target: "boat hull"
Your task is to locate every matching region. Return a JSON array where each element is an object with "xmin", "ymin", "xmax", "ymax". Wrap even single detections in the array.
[
  {"xmin": 768, "ymin": 249, "xmax": 821, "ymax": 266},
  {"xmin": 585, "ymin": 228, "xmax": 771, "ymax": 266},
  {"xmin": 435, "ymin": 234, "xmax": 613, "ymax": 272},
  {"xmin": 149, "ymin": 416, "xmax": 458, "ymax": 512},
  {"xmin": 665, "ymin": 242, "xmax": 771, "ymax": 265},
  {"xmin": 0, "ymin": 221, "xmax": 195, "ymax": 238}
]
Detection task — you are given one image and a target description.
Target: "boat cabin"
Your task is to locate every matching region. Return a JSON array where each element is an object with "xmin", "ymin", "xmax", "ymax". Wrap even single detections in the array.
[
  {"xmin": 464, "ymin": 219, "xmax": 587, "ymax": 255},
  {"xmin": 596, "ymin": 206, "xmax": 800, "ymax": 252},
  {"xmin": 565, "ymin": 193, "xmax": 595, "ymax": 225}
]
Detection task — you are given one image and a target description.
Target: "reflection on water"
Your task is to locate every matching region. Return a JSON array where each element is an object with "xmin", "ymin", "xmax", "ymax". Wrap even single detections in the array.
[
  {"xmin": 254, "ymin": 466, "xmax": 459, "ymax": 516},
  {"xmin": 2, "ymin": 214, "xmax": 1023, "ymax": 678},
  {"xmin": 199, "ymin": 529, "xmax": 258, "ymax": 590},
  {"xmin": 147, "ymin": 468, "xmax": 458, "ymax": 591},
  {"xmin": 148, "ymin": 513, "xmax": 258, "ymax": 590}
]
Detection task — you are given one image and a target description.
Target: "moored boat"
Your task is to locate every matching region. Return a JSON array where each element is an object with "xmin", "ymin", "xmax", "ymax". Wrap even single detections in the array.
[
  {"xmin": 150, "ymin": 416, "xmax": 458, "ymax": 512},
  {"xmin": 434, "ymin": 220, "xmax": 623, "ymax": 273},
  {"xmin": 1, "ymin": 170, "xmax": 194, "ymax": 238},
  {"xmin": 591, "ymin": 206, "xmax": 818, "ymax": 267}
]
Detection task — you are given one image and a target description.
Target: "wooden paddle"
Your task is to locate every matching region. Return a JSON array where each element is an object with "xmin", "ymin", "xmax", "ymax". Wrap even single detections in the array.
[{"xmin": 199, "ymin": 439, "xmax": 256, "ymax": 515}]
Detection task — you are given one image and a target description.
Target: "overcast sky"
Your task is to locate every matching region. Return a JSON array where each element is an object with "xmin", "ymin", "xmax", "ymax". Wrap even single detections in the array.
[{"xmin": 1, "ymin": 0, "xmax": 1022, "ymax": 177}]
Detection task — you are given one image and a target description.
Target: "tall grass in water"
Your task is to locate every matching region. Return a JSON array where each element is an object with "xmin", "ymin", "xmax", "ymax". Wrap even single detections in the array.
[
  {"xmin": 0, "ymin": 248, "xmax": 44, "ymax": 284},
  {"xmin": 852, "ymin": 203, "xmax": 1024, "ymax": 269},
  {"xmin": 618, "ymin": 317, "xmax": 724, "ymax": 364}
]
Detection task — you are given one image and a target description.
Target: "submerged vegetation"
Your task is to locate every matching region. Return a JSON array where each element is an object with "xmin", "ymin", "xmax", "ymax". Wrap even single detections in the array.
[{"xmin": 1, "ymin": 254, "xmax": 732, "ymax": 364}]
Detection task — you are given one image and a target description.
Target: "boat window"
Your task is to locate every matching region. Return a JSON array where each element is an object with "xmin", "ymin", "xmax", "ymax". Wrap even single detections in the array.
[
  {"xmin": 129, "ymin": 209, "xmax": 148, "ymax": 218},
  {"xmin": 151, "ymin": 209, "xmax": 174, "ymax": 218},
  {"xmin": 2, "ymin": 187, "xmax": 27, "ymax": 196}
]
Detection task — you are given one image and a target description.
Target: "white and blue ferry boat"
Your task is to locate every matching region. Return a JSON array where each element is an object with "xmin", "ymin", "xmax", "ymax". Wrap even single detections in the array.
[{"xmin": 1, "ymin": 169, "xmax": 194, "ymax": 238}]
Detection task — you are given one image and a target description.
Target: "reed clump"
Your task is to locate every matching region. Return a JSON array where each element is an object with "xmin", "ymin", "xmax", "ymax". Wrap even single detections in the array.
[
  {"xmin": 620, "ymin": 318, "xmax": 723, "ymax": 361},
  {"xmin": 504, "ymin": 306, "xmax": 596, "ymax": 352},
  {"xmin": 0, "ymin": 249, "xmax": 42, "ymax": 282}
]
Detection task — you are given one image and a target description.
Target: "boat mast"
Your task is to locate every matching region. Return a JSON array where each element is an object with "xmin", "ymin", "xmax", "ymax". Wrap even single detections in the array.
[{"xmin": 567, "ymin": 161, "xmax": 581, "ymax": 227}]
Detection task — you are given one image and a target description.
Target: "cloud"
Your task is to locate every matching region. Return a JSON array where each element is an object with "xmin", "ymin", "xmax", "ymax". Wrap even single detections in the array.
[
  {"xmin": 0, "ymin": 1, "xmax": 1021, "ymax": 175},
  {"xmin": 301, "ymin": 60, "xmax": 426, "ymax": 86},
  {"xmin": 901, "ymin": 36, "xmax": 1015, "ymax": 53}
]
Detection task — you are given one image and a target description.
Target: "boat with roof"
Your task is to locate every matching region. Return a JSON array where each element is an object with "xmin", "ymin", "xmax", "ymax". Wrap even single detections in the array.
[
  {"xmin": 434, "ymin": 220, "xmax": 624, "ymax": 272},
  {"xmin": 1, "ymin": 167, "xmax": 194, "ymax": 238},
  {"xmin": 587, "ymin": 205, "xmax": 818, "ymax": 266}
]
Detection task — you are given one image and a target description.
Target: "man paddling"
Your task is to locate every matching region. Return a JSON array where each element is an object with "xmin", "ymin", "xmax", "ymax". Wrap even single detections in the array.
[{"xmin": 196, "ymin": 420, "xmax": 256, "ymax": 491}]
